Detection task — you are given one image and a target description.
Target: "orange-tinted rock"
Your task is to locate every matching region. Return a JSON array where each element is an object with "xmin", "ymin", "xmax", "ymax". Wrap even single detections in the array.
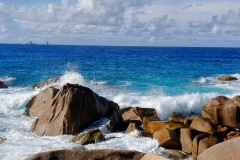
[
  {"xmin": 180, "ymin": 128, "xmax": 202, "ymax": 153},
  {"xmin": 29, "ymin": 83, "xmax": 123, "ymax": 136},
  {"xmin": 227, "ymin": 131, "xmax": 240, "ymax": 140},
  {"xmin": 167, "ymin": 112, "xmax": 191, "ymax": 127},
  {"xmin": 163, "ymin": 149, "xmax": 186, "ymax": 159},
  {"xmin": 218, "ymin": 76, "xmax": 238, "ymax": 81},
  {"xmin": 146, "ymin": 120, "xmax": 184, "ymax": 134},
  {"xmin": 125, "ymin": 122, "xmax": 143, "ymax": 134},
  {"xmin": 198, "ymin": 136, "xmax": 223, "ymax": 155},
  {"xmin": 121, "ymin": 107, "xmax": 159, "ymax": 122},
  {"xmin": 202, "ymin": 95, "xmax": 240, "ymax": 128},
  {"xmin": 214, "ymin": 126, "xmax": 234, "ymax": 139},
  {"xmin": 72, "ymin": 128, "xmax": 105, "ymax": 145},
  {"xmin": 142, "ymin": 117, "xmax": 150, "ymax": 130},
  {"xmin": 26, "ymin": 87, "xmax": 59, "ymax": 117},
  {"xmin": 192, "ymin": 133, "xmax": 210, "ymax": 160},
  {"xmin": 153, "ymin": 128, "xmax": 181, "ymax": 149},
  {"xmin": 190, "ymin": 116, "xmax": 216, "ymax": 135},
  {"xmin": 121, "ymin": 107, "xmax": 141, "ymax": 122}
]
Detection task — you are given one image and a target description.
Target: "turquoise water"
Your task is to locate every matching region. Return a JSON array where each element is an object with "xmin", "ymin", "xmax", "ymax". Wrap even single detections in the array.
[{"xmin": 0, "ymin": 44, "xmax": 240, "ymax": 159}]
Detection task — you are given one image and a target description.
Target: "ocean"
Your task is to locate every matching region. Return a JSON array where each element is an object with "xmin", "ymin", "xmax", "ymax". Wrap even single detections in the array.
[{"xmin": 0, "ymin": 44, "xmax": 240, "ymax": 159}]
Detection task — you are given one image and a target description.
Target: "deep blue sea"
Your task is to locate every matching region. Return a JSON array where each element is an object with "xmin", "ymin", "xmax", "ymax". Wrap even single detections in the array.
[{"xmin": 0, "ymin": 44, "xmax": 240, "ymax": 159}]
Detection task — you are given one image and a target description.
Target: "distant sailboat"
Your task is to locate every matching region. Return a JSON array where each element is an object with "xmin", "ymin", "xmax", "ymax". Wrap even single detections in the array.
[{"xmin": 46, "ymin": 41, "xmax": 49, "ymax": 45}]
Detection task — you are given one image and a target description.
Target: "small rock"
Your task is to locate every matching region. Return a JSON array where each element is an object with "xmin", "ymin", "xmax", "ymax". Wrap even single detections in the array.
[
  {"xmin": 0, "ymin": 81, "xmax": 8, "ymax": 89},
  {"xmin": 227, "ymin": 131, "xmax": 240, "ymax": 140},
  {"xmin": 125, "ymin": 122, "xmax": 143, "ymax": 134},
  {"xmin": 164, "ymin": 149, "xmax": 186, "ymax": 159},
  {"xmin": 0, "ymin": 137, "xmax": 7, "ymax": 143},
  {"xmin": 218, "ymin": 76, "xmax": 238, "ymax": 81},
  {"xmin": 72, "ymin": 128, "xmax": 105, "ymax": 145}
]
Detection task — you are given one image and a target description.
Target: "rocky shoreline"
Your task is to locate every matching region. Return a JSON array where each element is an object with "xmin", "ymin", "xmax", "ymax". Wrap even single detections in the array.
[{"xmin": 1, "ymin": 76, "xmax": 239, "ymax": 160}]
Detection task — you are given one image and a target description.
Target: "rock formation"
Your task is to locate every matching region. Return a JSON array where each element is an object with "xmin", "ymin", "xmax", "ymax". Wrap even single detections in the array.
[
  {"xmin": 28, "ymin": 83, "xmax": 123, "ymax": 136},
  {"xmin": 202, "ymin": 95, "xmax": 240, "ymax": 128},
  {"xmin": 26, "ymin": 149, "xmax": 145, "ymax": 160},
  {"xmin": 26, "ymin": 87, "xmax": 59, "ymax": 117},
  {"xmin": 197, "ymin": 137, "xmax": 240, "ymax": 160}
]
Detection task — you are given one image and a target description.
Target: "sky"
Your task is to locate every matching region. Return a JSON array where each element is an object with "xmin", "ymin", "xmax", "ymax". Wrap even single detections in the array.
[{"xmin": 0, "ymin": 0, "xmax": 240, "ymax": 47}]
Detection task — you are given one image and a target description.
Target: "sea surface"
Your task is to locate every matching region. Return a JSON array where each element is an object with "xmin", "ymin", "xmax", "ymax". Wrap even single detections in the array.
[{"xmin": 0, "ymin": 44, "xmax": 240, "ymax": 159}]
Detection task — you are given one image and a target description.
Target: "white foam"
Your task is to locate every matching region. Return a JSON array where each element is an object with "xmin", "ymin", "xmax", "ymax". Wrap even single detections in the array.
[
  {"xmin": 85, "ymin": 130, "xmax": 161, "ymax": 154},
  {"xmin": 193, "ymin": 76, "xmax": 207, "ymax": 84},
  {"xmin": 0, "ymin": 116, "xmax": 79, "ymax": 160},
  {"xmin": 0, "ymin": 76, "xmax": 15, "ymax": 82},
  {"xmin": 0, "ymin": 87, "xmax": 40, "ymax": 116},
  {"xmin": 58, "ymin": 71, "xmax": 87, "ymax": 87},
  {"xmin": 114, "ymin": 92, "xmax": 219, "ymax": 120},
  {"xmin": 90, "ymin": 80, "xmax": 107, "ymax": 85}
]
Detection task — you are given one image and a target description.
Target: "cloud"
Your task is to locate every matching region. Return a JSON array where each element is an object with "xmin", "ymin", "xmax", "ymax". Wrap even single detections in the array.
[
  {"xmin": 219, "ymin": 9, "xmax": 240, "ymax": 26},
  {"xmin": 182, "ymin": 4, "xmax": 192, "ymax": 10},
  {"xmin": 188, "ymin": 9, "xmax": 240, "ymax": 35},
  {"xmin": 0, "ymin": 0, "xmax": 239, "ymax": 47},
  {"xmin": 173, "ymin": 29, "xmax": 193, "ymax": 35},
  {"xmin": 225, "ymin": 29, "xmax": 240, "ymax": 36},
  {"xmin": 0, "ymin": 24, "xmax": 8, "ymax": 39}
]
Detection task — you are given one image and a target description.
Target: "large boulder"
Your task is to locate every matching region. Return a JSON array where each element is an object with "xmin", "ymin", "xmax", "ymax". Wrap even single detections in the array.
[
  {"xmin": 180, "ymin": 128, "xmax": 202, "ymax": 153},
  {"xmin": 29, "ymin": 83, "xmax": 123, "ymax": 136},
  {"xmin": 140, "ymin": 153, "xmax": 170, "ymax": 160},
  {"xmin": 202, "ymin": 95, "xmax": 240, "ymax": 128},
  {"xmin": 192, "ymin": 133, "xmax": 210, "ymax": 160},
  {"xmin": 197, "ymin": 136, "xmax": 222, "ymax": 155},
  {"xmin": 72, "ymin": 128, "xmax": 105, "ymax": 145},
  {"xmin": 197, "ymin": 137, "xmax": 240, "ymax": 160},
  {"xmin": 32, "ymin": 78, "xmax": 58, "ymax": 89},
  {"xmin": 218, "ymin": 76, "xmax": 238, "ymax": 81},
  {"xmin": 121, "ymin": 107, "xmax": 159, "ymax": 123},
  {"xmin": 26, "ymin": 149, "xmax": 145, "ymax": 160},
  {"xmin": 26, "ymin": 87, "xmax": 59, "ymax": 117},
  {"xmin": 0, "ymin": 81, "xmax": 8, "ymax": 89},
  {"xmin": 189, "ymin": 116, "xmax": 216, "ymax": 135},
  {"xmin": 153, "ymin": 128, "xmax": 181, "ymax": 149},
  {"xmin": 145, "ymin": 119, "xmax": 184, "ymax": 135},
  {"xmin": 167, "ymin": 112, "xmax": 192, "ymax": 127}
]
